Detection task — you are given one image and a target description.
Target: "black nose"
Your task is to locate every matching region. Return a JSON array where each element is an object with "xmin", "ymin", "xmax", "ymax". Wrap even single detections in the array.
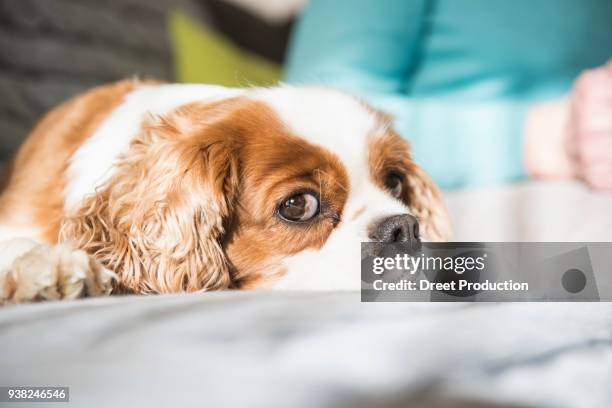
[{"xmin": 370, "ymin": 214, "xmax": 420, "ymax": 245}]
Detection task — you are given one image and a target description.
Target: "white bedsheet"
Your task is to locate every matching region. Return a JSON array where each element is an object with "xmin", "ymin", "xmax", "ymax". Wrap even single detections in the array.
[{"xmin": 0, "ymin": 181, "xmax": 611, "ymax": 408}]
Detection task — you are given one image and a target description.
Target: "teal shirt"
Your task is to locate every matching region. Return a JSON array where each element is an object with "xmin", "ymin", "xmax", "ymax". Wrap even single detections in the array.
[{"xmin": 285, "ymin": 0, "xmax": 612, "ymax": 188}]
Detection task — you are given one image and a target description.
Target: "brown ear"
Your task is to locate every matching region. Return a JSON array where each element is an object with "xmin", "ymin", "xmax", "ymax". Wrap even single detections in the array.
[
  {"xmin": 406, "ymin": 166, "xmax": 453, "ymax": 242},
  {"xmin": 60, "ymin": 99, "xmax": 244, "ymax": 293},
  {"xmin": 368, "ymin": 128, "xmax": 453, "ymax": 242}
]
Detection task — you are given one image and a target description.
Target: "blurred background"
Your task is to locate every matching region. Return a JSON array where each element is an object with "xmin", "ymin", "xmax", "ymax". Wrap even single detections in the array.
[
  {"xmin": 0, "ymin": 0, "xmax": 612, "ymax": 241},
  {"xmin": 0, "ymin": 0, "xmax": 305, "ymax": 172}
]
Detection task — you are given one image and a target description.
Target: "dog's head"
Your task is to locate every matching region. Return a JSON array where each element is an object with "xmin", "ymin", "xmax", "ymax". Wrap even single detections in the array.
[{"xmin": 62, "ymin": 86, "xmax": 451, "ymax": 292}]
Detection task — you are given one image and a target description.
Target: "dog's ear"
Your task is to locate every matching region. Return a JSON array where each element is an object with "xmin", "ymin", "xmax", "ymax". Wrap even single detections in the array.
[
  {"xmin": 60, "ymin": 98, "xmax": 246, "ymax": 293},
  {"xmin": 406, "ymin": 166, "xmax": 453, "ymax": 242},
  {"xmin": 369, "ymin": 128, "xmax": 453, "ymax": 242}
]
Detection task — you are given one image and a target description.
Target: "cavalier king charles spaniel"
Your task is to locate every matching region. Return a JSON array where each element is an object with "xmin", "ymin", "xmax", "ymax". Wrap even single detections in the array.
[{"xmin": 0, "ymin": 80, "xmax": 451, "ymax": 303}]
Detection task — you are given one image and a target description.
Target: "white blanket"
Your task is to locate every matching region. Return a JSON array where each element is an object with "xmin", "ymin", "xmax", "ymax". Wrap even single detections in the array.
[{"xmin": 1, "ymin": 181, "xmax": 611, "ymax": 408}]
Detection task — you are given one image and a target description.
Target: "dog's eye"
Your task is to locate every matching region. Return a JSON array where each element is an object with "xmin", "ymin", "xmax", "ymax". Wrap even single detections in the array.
[
  {"xmin": 385, "ymin": 172, "xmax": 403, "ymax": 198},
  {"xmin": 278, "ymin": 192, "xmax": 320, "ymax": 223}
]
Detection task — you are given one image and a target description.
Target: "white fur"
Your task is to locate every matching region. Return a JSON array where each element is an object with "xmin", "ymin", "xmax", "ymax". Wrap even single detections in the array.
[
  {"xmin": 252, "ymin": 86, "xmax": 379, "ymax": 178},
  {"xmin": 0, "ymin": 238, "xmax": 40, "ymax": 272},
  {"xmin": 0, "ymin": 225, "xmax": 43, "ymax": 280},
  {"xmin": 0, "ymin": 226, "xmax": 41, "ymax": 243}
]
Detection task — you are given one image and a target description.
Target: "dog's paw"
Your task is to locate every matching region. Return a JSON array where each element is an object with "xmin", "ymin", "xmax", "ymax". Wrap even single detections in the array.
[{"xmin": 1, "ymin": 243, "xmax": 115, "ymax": 304}]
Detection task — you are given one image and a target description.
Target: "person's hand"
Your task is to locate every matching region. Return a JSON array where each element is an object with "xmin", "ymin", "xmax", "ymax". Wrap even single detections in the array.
[
  {"xmin": 525, "ymin": 60, "xmax": 612, "ymax": 191},
  {"xmin": 567, "ymin": 60, "xmax": 612, "ymax": 190}
]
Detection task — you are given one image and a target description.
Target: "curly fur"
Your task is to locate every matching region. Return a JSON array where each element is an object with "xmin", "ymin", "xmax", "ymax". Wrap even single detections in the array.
[{"xmin": 59, "ymin": 102, "xmax": 242, "ymax": 293}]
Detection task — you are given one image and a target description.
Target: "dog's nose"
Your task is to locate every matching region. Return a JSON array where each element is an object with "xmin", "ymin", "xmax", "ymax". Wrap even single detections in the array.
[{"xmin": 370, "ymin": 214, "xmax": 420, "ymax": 245}]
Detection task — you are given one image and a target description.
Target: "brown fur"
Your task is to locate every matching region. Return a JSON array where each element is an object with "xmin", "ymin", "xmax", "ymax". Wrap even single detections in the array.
[{"xmin": 368, "ymin": 129, "xmax": 451, "ymax": 241}]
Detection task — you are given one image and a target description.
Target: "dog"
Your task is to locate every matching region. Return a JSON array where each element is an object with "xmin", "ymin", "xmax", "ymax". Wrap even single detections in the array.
[{"xmin": 0, "ymin": 80, "xmax": 451, "ymax": 303}]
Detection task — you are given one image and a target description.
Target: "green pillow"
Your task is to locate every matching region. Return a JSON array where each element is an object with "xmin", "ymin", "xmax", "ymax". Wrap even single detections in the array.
[{"xmin": 168, "ymin": 10, "xmax": 282, "ymax": 87}]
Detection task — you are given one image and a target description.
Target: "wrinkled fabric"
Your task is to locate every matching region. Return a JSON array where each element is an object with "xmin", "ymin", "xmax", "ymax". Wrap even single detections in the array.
[{"xmin": 1, "ymin": 181, "xmax": 611, "ymax": 408}]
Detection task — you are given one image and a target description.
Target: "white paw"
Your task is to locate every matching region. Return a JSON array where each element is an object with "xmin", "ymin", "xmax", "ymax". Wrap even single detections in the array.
[{"xmin": 1, "ymin": 243, "xmax": 115, "ymax": 304}]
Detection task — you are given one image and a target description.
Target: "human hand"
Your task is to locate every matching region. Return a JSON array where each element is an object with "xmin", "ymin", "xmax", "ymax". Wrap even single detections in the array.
[
  {"xmin": 525, "ymin": 60, "xmax": 612, "ymax": 191},
  {"xmin": 567, "ymin": 60, "xmax": 612, "ymax": 191}
]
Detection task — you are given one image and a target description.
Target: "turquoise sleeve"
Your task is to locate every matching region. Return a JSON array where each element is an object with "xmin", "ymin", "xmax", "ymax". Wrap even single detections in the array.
[
  {"xmin": 285, "ymin": 0, "xmax": 428, "ymax": 93},
  {"xmin": 370, "ymin": 93, "xmax": 528, "ymax": 188},
  {"xmin": 285, "ymin": 0, "xmax": 528, "ymax": 189}
]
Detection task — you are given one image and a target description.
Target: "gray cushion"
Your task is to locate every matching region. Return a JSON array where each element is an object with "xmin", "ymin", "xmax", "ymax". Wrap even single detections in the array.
[{"xmin": 0, "ymin": 0, "xmax": 197, "ymax": 167}]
